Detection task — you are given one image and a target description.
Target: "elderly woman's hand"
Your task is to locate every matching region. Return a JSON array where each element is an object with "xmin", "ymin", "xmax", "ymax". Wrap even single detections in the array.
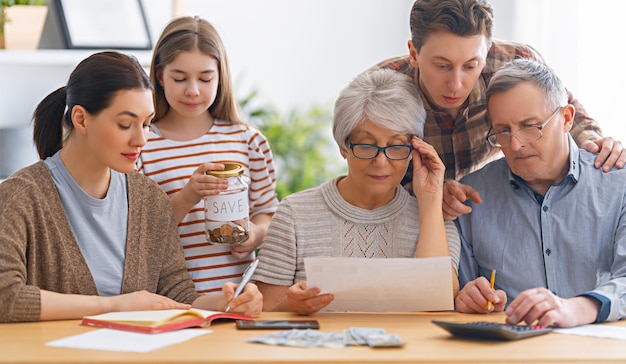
[
  {"xmin": 286, "ymin": 281, "xmax": 334, "ymax": 316},
  {"xmin": 410, "ymin": 137, "xmax": 445, "ymax": 198}
]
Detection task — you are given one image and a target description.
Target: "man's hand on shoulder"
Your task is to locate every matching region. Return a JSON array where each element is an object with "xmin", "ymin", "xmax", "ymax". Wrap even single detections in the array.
[
  {"xmin": 443, "ymin": 180, "xmax": 482, "ymax": 220},
  {"xmin": 582, "ymin": 137, "xmax": 626, "ymax": 172}
]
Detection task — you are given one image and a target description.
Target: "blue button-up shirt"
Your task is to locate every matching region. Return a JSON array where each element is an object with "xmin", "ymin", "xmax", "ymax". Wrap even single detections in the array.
[{"xmin": 455, "ymin": 135, "xmax": 626, "ymax": 322}]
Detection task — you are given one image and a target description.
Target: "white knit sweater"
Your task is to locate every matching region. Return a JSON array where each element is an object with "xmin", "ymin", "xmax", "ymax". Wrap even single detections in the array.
[{"xmin": 253, "ymin": 177, "xmax": 460, "ymax": 286}]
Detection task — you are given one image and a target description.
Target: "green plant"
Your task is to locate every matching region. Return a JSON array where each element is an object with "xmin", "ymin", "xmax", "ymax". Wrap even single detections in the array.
[
  {"xmin": 0, "ymin": 0, "xmax": 46, "ymax": 35},
  {"xmin": 239, "ymin": 90, "xmax": 346, "ymax": 200}
]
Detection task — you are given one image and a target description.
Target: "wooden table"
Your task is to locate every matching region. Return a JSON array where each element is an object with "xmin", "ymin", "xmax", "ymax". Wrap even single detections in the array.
[{"xmin": 2, "ymin": 311, "xmax": 625, "ymax": 363}]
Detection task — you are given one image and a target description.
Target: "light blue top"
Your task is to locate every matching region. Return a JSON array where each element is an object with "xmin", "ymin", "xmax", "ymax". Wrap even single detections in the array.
[
  {"xmin": 45, "ymin": 152, "xmax": 128, "ymax": 296},
  {"xmin": 455, "ymin": 135, "xmax": 626, "ymax": 322}
]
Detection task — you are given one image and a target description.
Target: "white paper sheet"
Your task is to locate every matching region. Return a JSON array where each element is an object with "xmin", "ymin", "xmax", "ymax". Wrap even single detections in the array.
[
  {"xmin": 304, "ymin": 257, "xmax": 454, "ymax": 312},
  {"xmin": 554, "ymin": 324, "xmax": 626, "ymax": 340},
  {"xmin": 45, "ymin": 328, "xmax": 212, "ymax": 353}
]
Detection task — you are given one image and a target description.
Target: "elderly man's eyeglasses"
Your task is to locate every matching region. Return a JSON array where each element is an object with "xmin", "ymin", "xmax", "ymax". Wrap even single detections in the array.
[
  {"xmin": 486, "ymin": 107, "xmax": 562, "ymax": 148},
  {"xmin": 346, "ymin": 138, "xmax": 413, "ymax": 160}
]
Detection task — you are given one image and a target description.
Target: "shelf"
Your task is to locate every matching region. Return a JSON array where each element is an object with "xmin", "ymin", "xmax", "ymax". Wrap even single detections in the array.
[
  {"xmin": 0, "ymin": 49, "xmax": 154, "ymax": 131},
  {"xmin": 0, "ymin": 49, "xmax": 153, "ymax": 67}
]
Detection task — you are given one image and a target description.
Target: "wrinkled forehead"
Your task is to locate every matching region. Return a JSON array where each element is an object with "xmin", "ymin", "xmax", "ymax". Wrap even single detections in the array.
[{"xmin": 487, "ymin": 83, "xmax": 551, "ymax": 127}]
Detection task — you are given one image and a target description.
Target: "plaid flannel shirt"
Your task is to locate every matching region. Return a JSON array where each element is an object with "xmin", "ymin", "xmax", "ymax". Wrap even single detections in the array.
[{"xmin": 372, "ymin": 39, "xmax": 602, "ymax": 189}]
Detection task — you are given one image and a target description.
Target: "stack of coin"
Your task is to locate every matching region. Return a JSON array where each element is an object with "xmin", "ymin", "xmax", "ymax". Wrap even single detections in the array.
[{"xmin": 207, "ymin": 223, "xmax": 249, "ymax": 244}]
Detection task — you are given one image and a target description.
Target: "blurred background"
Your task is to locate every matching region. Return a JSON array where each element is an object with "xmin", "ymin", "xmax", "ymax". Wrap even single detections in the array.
[{"xmin": 1, "ymin": 0, "xmax": 624, "ymax": 194}]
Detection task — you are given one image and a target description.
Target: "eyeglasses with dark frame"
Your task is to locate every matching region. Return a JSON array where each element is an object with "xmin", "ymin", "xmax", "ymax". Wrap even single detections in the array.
[
  {"xmin": 486, "ymin": 106, "xmax": 562, "ymax": 148},
  {"xmin": 346, "ymin": 137, "xmax": 413, "ymax": 160}
]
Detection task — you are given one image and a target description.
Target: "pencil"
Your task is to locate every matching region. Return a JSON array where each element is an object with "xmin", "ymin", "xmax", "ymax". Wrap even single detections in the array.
[{"xmin": 487, "ymin": 269, "xmax": 496, "ymax": 310}]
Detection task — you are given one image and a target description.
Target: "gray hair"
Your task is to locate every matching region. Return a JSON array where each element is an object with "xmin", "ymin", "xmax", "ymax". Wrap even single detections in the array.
[
  {"xmin": 333, "ymin": 68, "xmax": 425, "ymax": 151},
  {"xmin": 486, "ymin": 59, "xmax": 568, "ymax": 112}
]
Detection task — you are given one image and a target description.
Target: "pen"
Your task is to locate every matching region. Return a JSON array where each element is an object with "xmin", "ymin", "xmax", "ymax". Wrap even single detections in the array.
[
  {"xmin": 487, "ymin": 269, "xmax": 496, "ymax": 310},
  {"xmin": 225, "ymin": 259, "xmax": 259, "ymax": 313}
]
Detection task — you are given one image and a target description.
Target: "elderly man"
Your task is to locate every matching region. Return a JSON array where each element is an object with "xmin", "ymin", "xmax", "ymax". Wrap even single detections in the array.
[{"xmin": 454, "ymin": 58, "xmax": 626, "ymax": 328}]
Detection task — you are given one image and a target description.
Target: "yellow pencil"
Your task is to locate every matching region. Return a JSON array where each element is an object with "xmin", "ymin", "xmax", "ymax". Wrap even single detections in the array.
[{"xmin": 487, "ymin": 269, "xmax": 496, "ymax": 310}]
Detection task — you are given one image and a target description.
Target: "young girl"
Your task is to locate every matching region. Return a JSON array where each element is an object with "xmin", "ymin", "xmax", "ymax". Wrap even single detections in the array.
[
  {"xmin": 0, "ymin": 51, "xmax": 262, "ymax": 322},
  {"xmin": 138, "ymin": 16, "xmax": 278, "ymax": 295}
]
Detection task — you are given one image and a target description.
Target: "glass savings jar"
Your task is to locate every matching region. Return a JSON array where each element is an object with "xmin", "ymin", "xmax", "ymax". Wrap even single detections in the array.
[{"xmin": 204, "ymin": 164, "xmax": 250, "ymax": 245}]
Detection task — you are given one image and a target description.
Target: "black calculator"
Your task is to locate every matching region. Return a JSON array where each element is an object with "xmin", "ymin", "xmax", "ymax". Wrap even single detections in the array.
[{"xmin": 432, "ymin": 320, "xmax": 552, "ymax": 341}]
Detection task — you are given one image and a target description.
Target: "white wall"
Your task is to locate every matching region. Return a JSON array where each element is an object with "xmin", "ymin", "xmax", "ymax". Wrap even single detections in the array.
[
  {"xmin": 145, "ymin": 0, "xmax": 414, "ymax": 113},
  {"xmin": 3, "ymin": 0, "xmax": 623, "ymax": 177},
  {"xmin": 0, "ymin": 0, "xmax": 413, "ymax": 177},
  {"xmin": 146, "ymin": 0, "xmax": 626, "ymax": 141},
  {"xmin": 491, "ymin": 0, "xmax": 626, "ymax": 141}
]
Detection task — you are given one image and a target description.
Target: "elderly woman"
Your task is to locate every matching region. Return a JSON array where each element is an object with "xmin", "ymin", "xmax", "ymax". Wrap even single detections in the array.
[{"xmin": 252, "ymin": 68, "xmax": 460, "ymax": 315}]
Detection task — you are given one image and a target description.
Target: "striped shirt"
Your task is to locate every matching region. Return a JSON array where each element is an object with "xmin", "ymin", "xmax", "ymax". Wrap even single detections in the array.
[
  {"xmin": 372, "ymin": 39, "xmax": 602, "ymax": 185},
  {"xmin": 137, "ymin": 119, "xmax": 278, "ymax": 294}
]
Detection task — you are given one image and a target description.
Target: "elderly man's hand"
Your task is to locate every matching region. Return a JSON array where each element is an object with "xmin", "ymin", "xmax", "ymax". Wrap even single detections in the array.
[
  {"xmin": 505, "ymin": 288, "xmax": 600, "ymax": 328},
  {"xmin": 455, "ymin": 277, "xmax": 506, "ymax": 313}
]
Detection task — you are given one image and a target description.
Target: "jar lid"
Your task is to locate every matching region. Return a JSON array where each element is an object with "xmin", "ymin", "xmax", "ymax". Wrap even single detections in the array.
[{"xmin": 206, "ymin": 163, "xmax": 244, "ymax": 178}]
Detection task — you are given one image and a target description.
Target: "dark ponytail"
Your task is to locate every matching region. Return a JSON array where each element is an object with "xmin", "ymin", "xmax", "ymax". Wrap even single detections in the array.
[{"xmin": 33, "ymin": 87, "xmax": 68, "ymax": 159}]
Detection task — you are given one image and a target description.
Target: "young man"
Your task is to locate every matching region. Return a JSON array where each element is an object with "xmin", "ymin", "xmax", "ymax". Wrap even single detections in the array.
[
  {"xmin": 372, "ymin": 0, "xmax": 625, "ymax": 219},
  {"xmin": 454, "ymin": 59, "xmax": 626, "ymax": 328}
]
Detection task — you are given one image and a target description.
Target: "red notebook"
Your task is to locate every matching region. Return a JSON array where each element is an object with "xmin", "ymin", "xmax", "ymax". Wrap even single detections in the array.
[{"xmin": 81, "ymin": 308, "xmax": 252, "ymax": 334}]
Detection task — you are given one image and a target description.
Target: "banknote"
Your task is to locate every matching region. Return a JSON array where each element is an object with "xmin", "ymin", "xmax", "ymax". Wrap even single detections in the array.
[{"xmin": 247, "ymin": 327, "xmax": 404, "ymax": 349}]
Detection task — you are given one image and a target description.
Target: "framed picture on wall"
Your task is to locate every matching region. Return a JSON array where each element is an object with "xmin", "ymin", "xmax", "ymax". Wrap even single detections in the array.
[{"xmin": 55, "ymin": 0, "xmax": 152, "ymax": 49}]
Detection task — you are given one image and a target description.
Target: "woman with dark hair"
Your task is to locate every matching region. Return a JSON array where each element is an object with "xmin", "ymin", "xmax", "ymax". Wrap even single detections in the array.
[{"xmin": 0, "ymin": 51, "xmax": 262, "ymax": 323}]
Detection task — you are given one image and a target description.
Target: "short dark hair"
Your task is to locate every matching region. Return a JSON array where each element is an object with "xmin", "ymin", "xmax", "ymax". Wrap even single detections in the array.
[{"xmin": 410, "ymin": 0, "xmax": 494, "ymax": 51}]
